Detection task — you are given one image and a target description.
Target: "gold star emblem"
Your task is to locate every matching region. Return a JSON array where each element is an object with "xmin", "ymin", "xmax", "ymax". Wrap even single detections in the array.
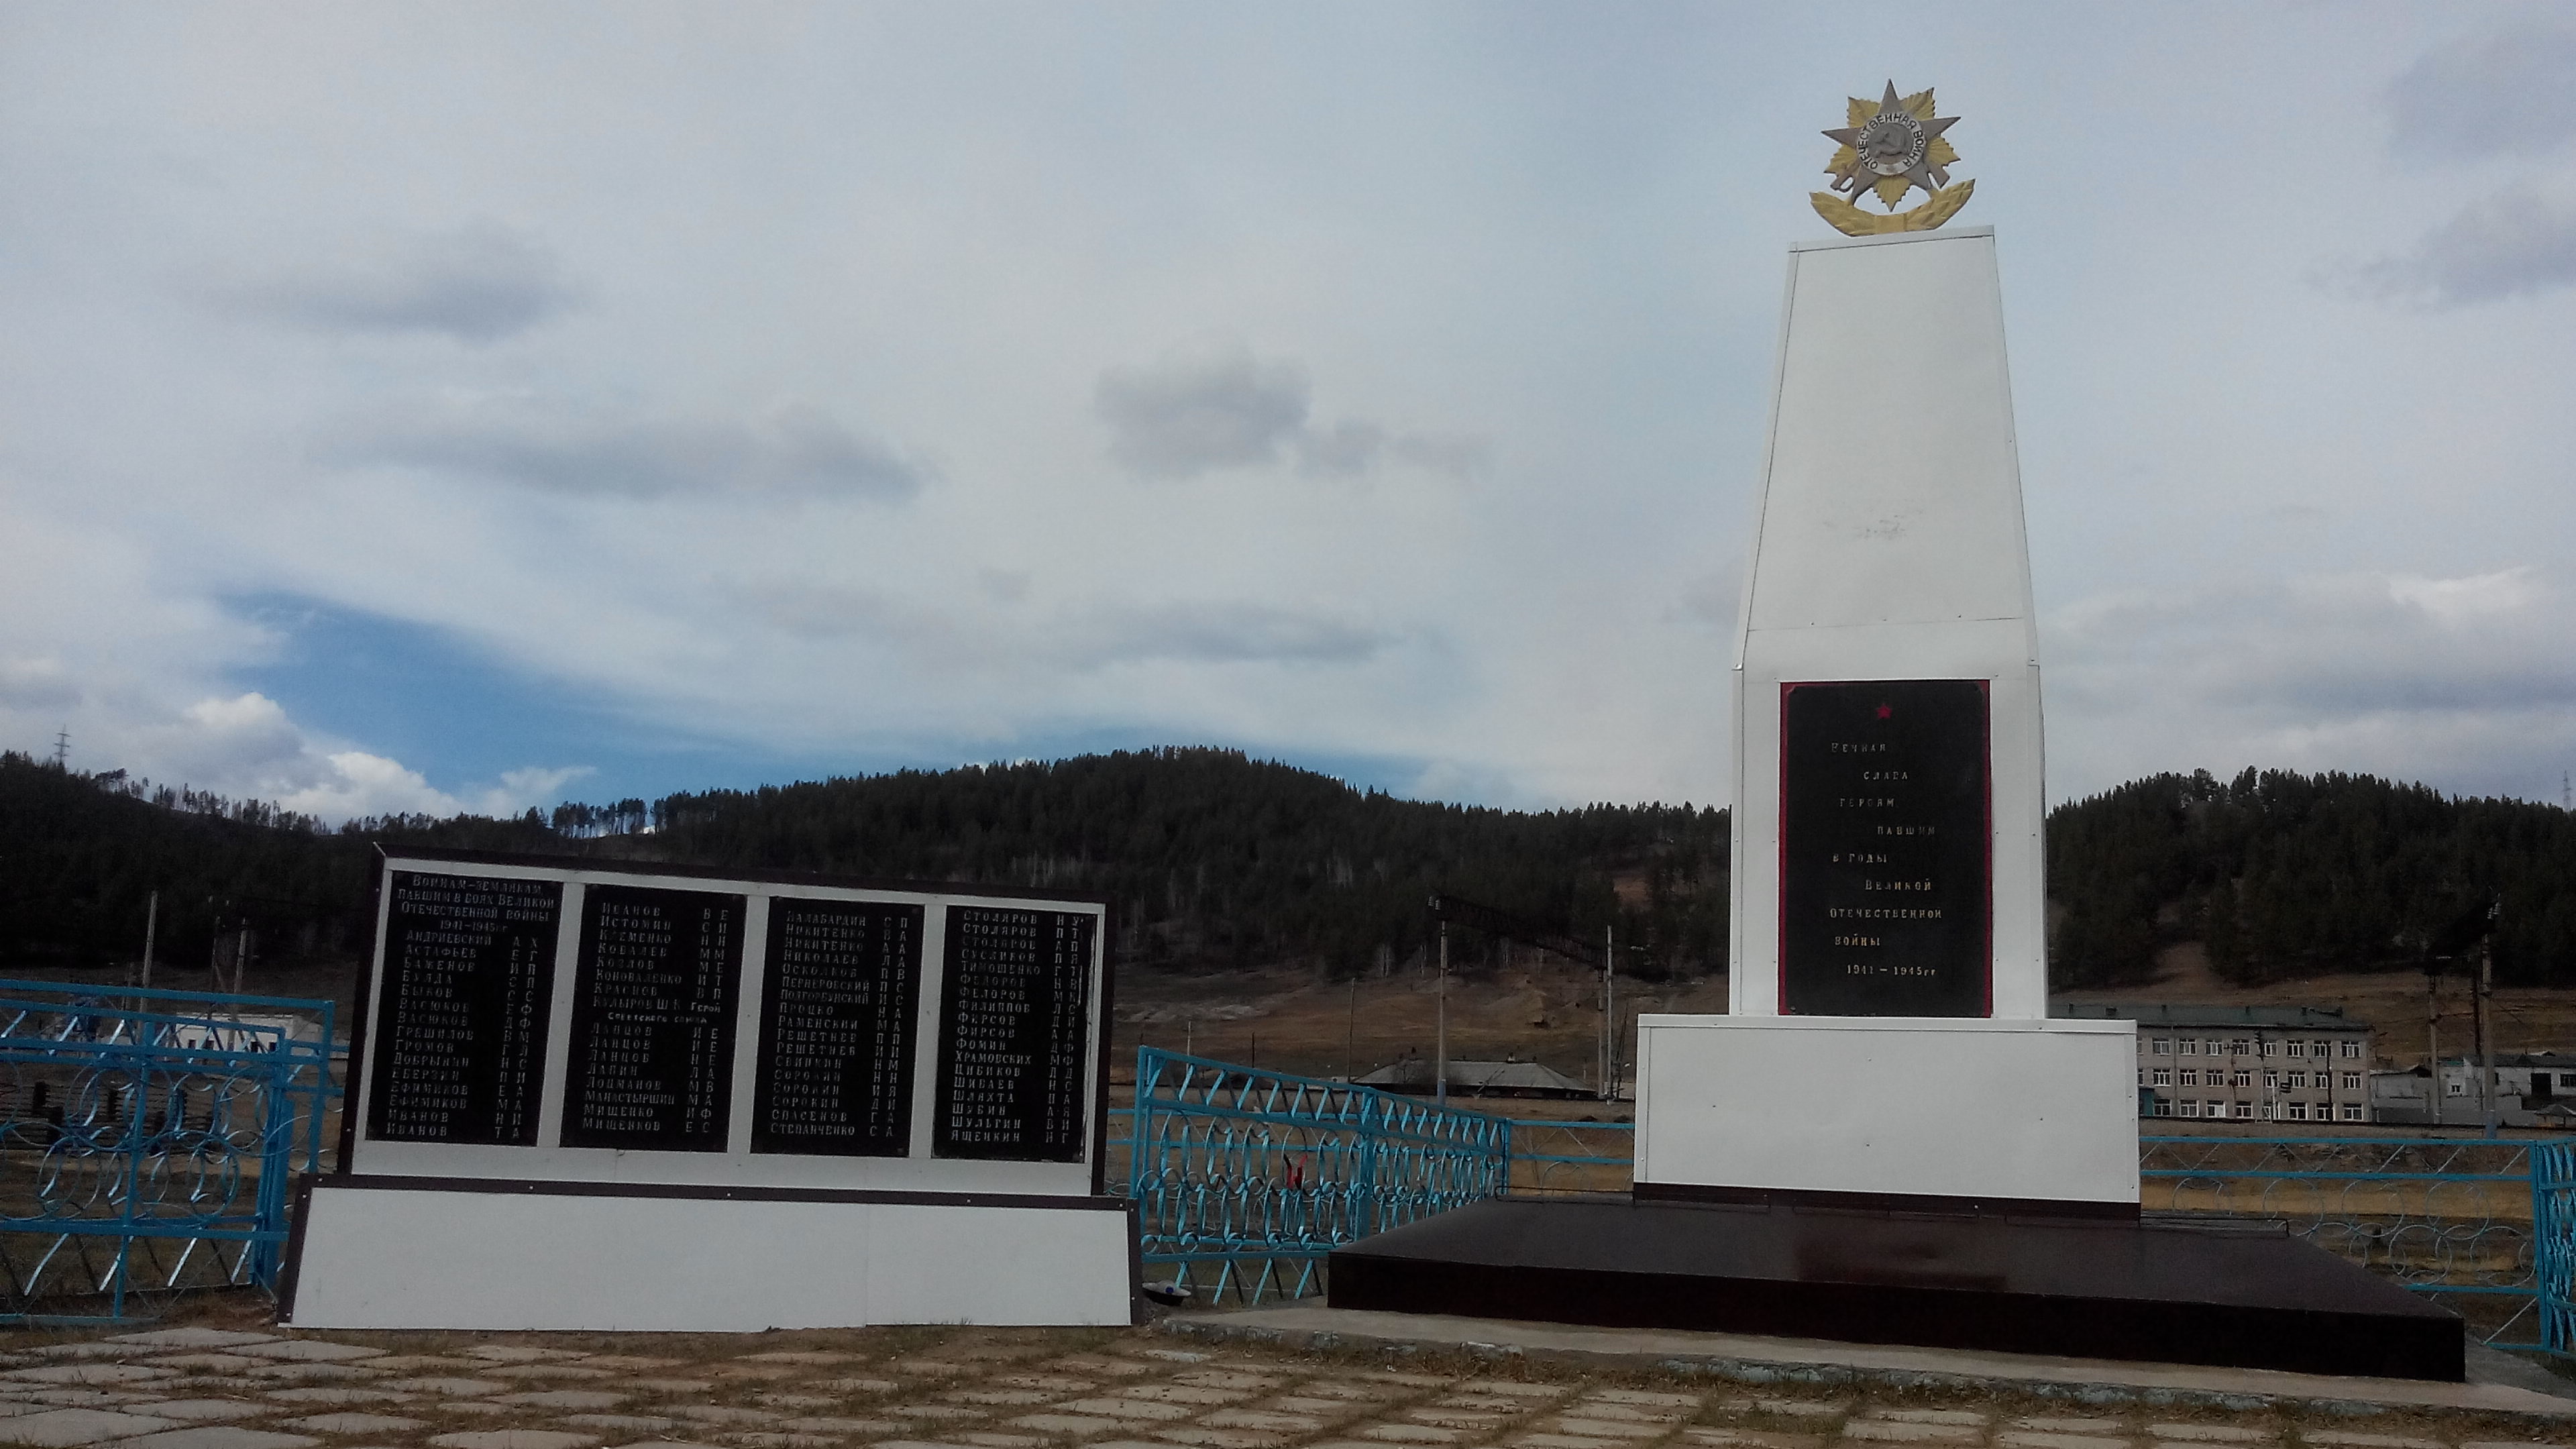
[{"xmin": 1811, "ymin": 83, "xmax": 1976, "ymax": 236}]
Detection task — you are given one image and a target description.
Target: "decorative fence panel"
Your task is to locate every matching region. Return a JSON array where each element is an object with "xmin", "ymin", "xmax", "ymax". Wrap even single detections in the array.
[
  {"xmin": 1124, "ymin": 1048, "xmax": 1511, "ymax": 1306},
  {"xmin": 2139, "ymin": 1135, "xmax": 2561, "ymax": 1353},
  {"xmin": 0, "ymin": 979, "xmax": 337, "ymax": 1322}
]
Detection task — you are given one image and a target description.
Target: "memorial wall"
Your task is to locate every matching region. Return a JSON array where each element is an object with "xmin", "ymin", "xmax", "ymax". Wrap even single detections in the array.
[{"xmin": 347, "ymin": 847, "xmax": 1112, "ymax": 1196}]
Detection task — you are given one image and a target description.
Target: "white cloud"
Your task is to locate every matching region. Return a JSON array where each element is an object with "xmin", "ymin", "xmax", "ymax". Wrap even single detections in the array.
[{"xmin": 1095, "ymin": 344, "xmax": 1481, "ymax": 481}]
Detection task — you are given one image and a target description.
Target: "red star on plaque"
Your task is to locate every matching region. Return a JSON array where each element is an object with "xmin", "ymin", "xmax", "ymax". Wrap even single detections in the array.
[{"xmin": 1875, "ymin": 704, "xmax": 1894, "ymax": 719}]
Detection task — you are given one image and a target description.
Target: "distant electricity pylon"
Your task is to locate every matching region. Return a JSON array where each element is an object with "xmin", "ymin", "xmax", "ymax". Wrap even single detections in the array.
[{"xmin": 49, "ymin": 730, "xmax": 67, "ymax": 770}]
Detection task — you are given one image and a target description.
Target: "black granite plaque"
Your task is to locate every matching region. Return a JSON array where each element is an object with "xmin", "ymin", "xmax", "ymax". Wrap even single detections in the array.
[
  {"xmin": 367, "ymin": 871, "xmax": 559, "ymax": 1144},
  {"xmin": 560, "ymin": 885, "xmax": 745, "ymax": 1151},
  {"xmin": 932, "ymin": 906, "xmax": 1095, "ymax": 1161},
  {"xmin": 1780, "ymin": 680, "xmax": 1990, "ymax": 1016},
  {"xmin": 751, "ymin": 899, "xmax": 924, "ymax": 1156}
]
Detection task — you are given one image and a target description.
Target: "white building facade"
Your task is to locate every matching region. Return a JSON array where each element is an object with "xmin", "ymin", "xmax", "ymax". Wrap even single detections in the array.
[{"xmin": 2055, "ymin": 1004, "xmax": 2371, "ymax": 1124}]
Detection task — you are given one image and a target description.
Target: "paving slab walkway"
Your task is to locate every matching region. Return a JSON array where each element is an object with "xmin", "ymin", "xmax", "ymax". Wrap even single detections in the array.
[{"xmin": 0, "ymin": 1310, "xmax": 2565, "ymax": 1449}]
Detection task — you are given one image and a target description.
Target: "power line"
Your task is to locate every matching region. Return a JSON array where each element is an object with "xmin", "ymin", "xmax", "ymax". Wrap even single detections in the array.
[{"xmin": 49, "ymin": 729, "xmax": 68, "ymax": 770}]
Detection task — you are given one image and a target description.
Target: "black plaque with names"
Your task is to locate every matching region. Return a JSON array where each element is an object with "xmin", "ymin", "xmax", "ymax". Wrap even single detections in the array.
[
  {"xmin": 366, "ymin": 871, "xmax": 559, "ymax": 1144},
  {"xmin": 560, "ymin": 885, "xmax": 745, "ymax": 1151},
  {"xmin": 1780, "ymin": 680, "xmax": 1990, "ymax": 1017},
  {"xmin": 751, "ymin": 900, "xmax": 924, "ymax": 1156},
  {"xmin": 932, "ymin": 906, "xmax": 1095, "ymax": 1161}
]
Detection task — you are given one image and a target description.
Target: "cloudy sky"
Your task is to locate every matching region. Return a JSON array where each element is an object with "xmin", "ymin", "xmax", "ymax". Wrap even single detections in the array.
[{"xmin": 5, "ymin": 3, "xmax": 2575, "ymax": 822}]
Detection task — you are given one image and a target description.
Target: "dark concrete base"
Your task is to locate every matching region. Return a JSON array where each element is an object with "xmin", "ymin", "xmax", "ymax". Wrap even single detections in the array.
[{"xmin": 1328, "ymin": 1195, "xmax": 2465, "ymax": 1382}]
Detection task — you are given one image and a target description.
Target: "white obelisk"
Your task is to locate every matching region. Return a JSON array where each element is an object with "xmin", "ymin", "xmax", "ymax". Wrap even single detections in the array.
[{"xmin": 1633, "ymin": 225, "xmax": 2138, "ymax": 1213}]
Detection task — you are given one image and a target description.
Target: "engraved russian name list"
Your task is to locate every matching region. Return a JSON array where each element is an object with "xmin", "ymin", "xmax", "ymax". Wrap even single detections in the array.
[
  {"xmin": 1778, "ymin": 680, "xmax": 1990, "ymax": 1016},
  {"xmin": 933, "ymin": 906, "xmax": 1094, "ymax": 1161},
  {"xmin": 751, "ymin": 900, "xmax": 924, "ymax": 1156},
  {"xmin": 366, "ymin": 871, "xmax": 559, "ymax": 1144},
  {"xmin": 560, "ymin": 885, "xmax": 745, "ymax": 1150}
]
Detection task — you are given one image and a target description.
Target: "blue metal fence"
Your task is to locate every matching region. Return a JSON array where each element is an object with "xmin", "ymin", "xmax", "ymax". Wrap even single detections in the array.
[
  {"xmin": 0, "ymin": 979, "xmax": 338, "ymax": 1322},
  {"xmin": 1124, "ymin": 1048, "xmax": 1511, "ymax": 1305}
]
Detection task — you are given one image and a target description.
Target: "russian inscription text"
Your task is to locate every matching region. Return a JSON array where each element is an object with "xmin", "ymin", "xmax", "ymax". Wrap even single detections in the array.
[
  {"xmin": 932, "ymin": 905, "xmax": 1093, "ymax": 1162},
  {"xmin": 751, "ymin": 900, "xmax": 923, "ymax": 1156},
  {"xmin": 368, "ymin": 871, "xmax": 559, "ymax": 1144},
  {"xmin": 560, "ymin": 884, "xmax": 745, "ymax": 1151},
  {"xmin": 1780, "ymin": 680, "xmax": 1990, "ymax": 1016}
]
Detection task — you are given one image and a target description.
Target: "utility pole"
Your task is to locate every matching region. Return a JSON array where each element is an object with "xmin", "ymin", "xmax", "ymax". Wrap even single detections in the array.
[
  {"xmin": 1436, "ymin": 920, "xmax": 1449, "ymax": 1108},
  {"xmin": 1345, "ymin": 975, "xmax": 1357, "ymax": 1082},
  {"xmin": 140, "ymin": 892, "xmax": 158, "ymax": 993},
  {"xmin": 2481, "ymin": 898, "xmax": 2501, "ymax": 1138},
  {"xmin": 2427, "ymin": 965, "xmax": 2442, "ymax": 1126}
]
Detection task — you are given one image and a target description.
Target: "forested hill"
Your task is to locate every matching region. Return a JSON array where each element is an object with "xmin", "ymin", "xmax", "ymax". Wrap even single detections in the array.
[
  {"xmin": 8, "ymin": 748, "xmax": 2573, "ymax": 989},
  {"xmin": 0, "ymin": 747, "xmax": 1728, "ymax": 981},
  {"xmin": 2047, "ymin": 768, "xmax": 2576, "ymax": 989}
]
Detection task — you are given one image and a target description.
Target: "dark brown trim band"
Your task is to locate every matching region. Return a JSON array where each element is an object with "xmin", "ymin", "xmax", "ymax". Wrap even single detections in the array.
[
  {"xmin": 1631, "ymin": 1179, "xmax": 2141, "ymax": 1222},
  {"xmin": 309, "ymin": 1171, "xmax": 1128, "ymax": 1213}
]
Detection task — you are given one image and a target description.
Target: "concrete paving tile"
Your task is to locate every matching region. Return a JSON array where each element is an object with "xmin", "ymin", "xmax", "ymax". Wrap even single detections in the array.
[
  {"xmin": 991, "ymin": 1377, "xmax": 1093, "ymax": 1395},
  {"xmin": 617, "ymin": 1382, "xmax": 714, "ymax": 1398},
  {"xmin": 0, "ymin": 1407, "xmax": 43, "ymax": 1421},
  {"xmin": 1550, "ymin": 1420, "xmax": 1668, "ymax": 1440},
  {"xmin": 107, "ymin": 1332, "xmax": 276, "ymax": 1352},
  {"xmin": 2011, "ymin": 1424, "xmax": 2126, "ymax": 1437},
  {"xmin": 378, "ymin": 1379, "xmax": 512, "ymax": 1397},
  {"xmin": 1058, "ymin": 1402, "xmax": 1189, "ymax": 1425},
  {"xmin": 1868, "ymin": 1414, "xmax": 1986, "ymax": 1429},
  {"xmin": 3, "ymin": 1366, "xmax": 174, "ymax": 1387},
  {"xmin": 1295, "ymin": 1386, "xmax": 1401, "ymax": 1404},
  {"xmin": 669, "ymin": 1409, "xmax": 773, "ymax": 1427},
  {"xmin": 947, "ymin": 1392, "xmax": 1053, "ymax": 1407},
  {"xmin": 492, "ymin": 1392, "xmax": 630, "ymax": 1411},
  {"xmin": 1409, "ymin": 1411, "xmax": 1506, "ymax": 1430},
  {"xmin": 1148, "ymin": 1428, "xmax": 1289, "ymax": 1449},
  {"xmin": 1562, "ymin": 1405, "xmax": 1684, "ymax": 1425},
  {"xmin": 241, "ymin": 1366, "xmax": 381, "ymax": 1384},
  {"xmin": 1168, "ymin": 1375, "xmax": 1285, "ymax": 1393},
  {"xmin": 2298, "ymin": 1438, "xmax": 2438, "ymax": 1449},
  {"xmin": 2141, "ymin": 1432, "xmax": 2265, "ymax": 1446},
  {"xmin": 1358, "ymin": 1426, "xmax": 1462, "ymax": 1445},
  {"xmin": 230, "ymin": 1344, "xmax": 383, "ymax": 1366},
  {"xmin": 0, "ymin": 1408, "xmax": 182, "ymax": 1446},
  {"xmin": 262, "ymin": 1388, "xmax": 413, "ymax": 1406},
  {"xmin": 4, "ymin": 1391, "xmax": 143, "ymax": 1409},
  {"xmin": 1203, "ymin": 1412, "xmax": 1326, "ymax": 1434},
  {"xmin": 954, "ymin": 1434, "xmax": 1050, "ymax": 1448},
  {"xmin": 433, "ymin": 1403, "xmax": 519, "ymax": 1418},
  {"xmin": 1004, "ymin": 1415, "xmax": 1130, "ymax": 1437},
  {"xmin": 1839, "ymin": 1427, "xmax": 1982, "ymax": 1446},
  {"xmin": 109, "ymin": 1428, "xmax": 323, "ymax": 1449},
  {"xmin": 462, "ymin": 1348, "xmax": 585, "ymax": 1365},
  {"xmin": 428, "ymin": 1433, "xmax": 601, "ymax": 1449},
  {"xmin": 561, "ymin": 1417, "xmax": 678, "ymax": 1434},
  {"xmin": 776, "ymin": 1417, "xmax": 906, "ymax": 1434},
  {"xmin": 1132, "ymin": 1353, "xmax": 1210, "ymax": 1366},
  {"xmin": 1678, "ymin": 1434, "xmax": 1825, "ymax": 1449},
  {"xmin": 276, "ymin": 1414, "xmax": 425, "ymax": 1436},
  {"xmin": 357, "ymin": 1356, "xmax": 490, "ymax": 1375},
  {"xmin": 118, "ymin": 1403, "xmax": 268, "ymax": 1424},
  {"xmin": 1750, "ymin": 1403, "xmax": 1846, "ymax": 1421},
  {"xmin": 1996, "ymin": 1434, "xmax": 2127, "ymax": 1449},
  {"xmin": 1043, "ymin": 1360, "xmax": 1153, "ymax": 1380},
  {"xmin": 483, "ymin": 1367, "xmax": 614, "ymax": 1383},
  {"xmin": 1118, "ymin": 1389, "xmax": 1245, "ymax": 1407},
  {"xmin": 139, "ymin": 1359, "xmax": 264, "ymax": 1377}
]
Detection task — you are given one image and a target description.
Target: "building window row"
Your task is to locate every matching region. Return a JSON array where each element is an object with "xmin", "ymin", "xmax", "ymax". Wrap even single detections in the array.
[
  {"xmin": 2148, "ymin": 1036, "xmax": 2361, "ymax": 1059},
  {"xmin": 2150, "ymin": 1100, "xmax": 2367, "ymax": 1122}
]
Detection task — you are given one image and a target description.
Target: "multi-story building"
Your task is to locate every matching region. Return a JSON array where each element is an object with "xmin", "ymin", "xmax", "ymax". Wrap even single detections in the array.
[{"xmin": 2051, "ymin": 1004, "xmax": 2373, "ymax": 1123}]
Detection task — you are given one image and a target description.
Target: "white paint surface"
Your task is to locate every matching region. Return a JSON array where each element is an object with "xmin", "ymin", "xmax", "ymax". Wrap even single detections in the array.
[
  {"xmin": 1633, "ymin": 1014, "xmax": 2139, "ymax": 1206},
  {"xmin": 1729, "ymin": 227, "xmax": 2048, "ymax": 1020},
  {"xmin": 284, "ymin": 1181, "xmax": 1134, "ymax": 1330}
]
